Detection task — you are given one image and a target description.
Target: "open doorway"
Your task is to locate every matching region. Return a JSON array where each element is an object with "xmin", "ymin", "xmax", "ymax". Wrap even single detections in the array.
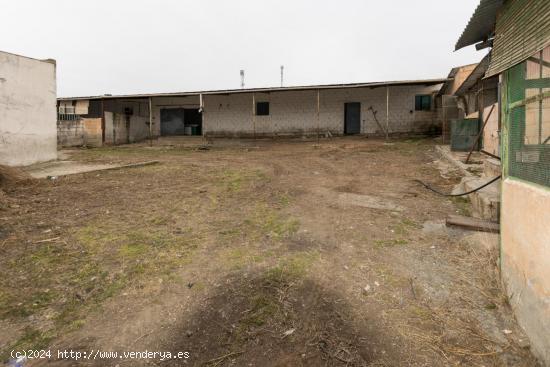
[
  {"xmin": 160, "ymin": 108, "xmax": 185, "ymax": 136},
  {"xmin": 184, "ymin": 108, "xmax": 202, "ymax": 136},
  {"xmin": 160, "ymin": 108, "xmax": 202, "ymax": 136}
]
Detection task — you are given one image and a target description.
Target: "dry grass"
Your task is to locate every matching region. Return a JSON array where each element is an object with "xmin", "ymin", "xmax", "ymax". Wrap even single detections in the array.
[{"xmin": 0, "ymin": 138, "xmax": 538, "ymax": 366}]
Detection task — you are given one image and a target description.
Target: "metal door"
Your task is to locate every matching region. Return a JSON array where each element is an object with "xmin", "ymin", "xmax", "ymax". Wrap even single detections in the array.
[
  {"xmin": 450, "ymin": 118, "xmax": 480, "ymax": 151},
  {"xmin": 345, "ymin": 103, "xmax": 361, "ymax": 134}
]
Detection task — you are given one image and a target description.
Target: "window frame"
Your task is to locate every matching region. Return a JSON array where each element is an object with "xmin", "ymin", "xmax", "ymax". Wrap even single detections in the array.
[
  {"xmin": 256, "ymin": 101, "xmax": 270, "ymax": 116},
  {"xmin": 414, "ymin": 95, "xmax": 432, "ymax": 111}
]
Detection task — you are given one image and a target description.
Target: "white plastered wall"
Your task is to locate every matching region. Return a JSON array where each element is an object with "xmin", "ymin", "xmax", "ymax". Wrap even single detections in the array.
[
  {"xmin": 0, "ymin": 51, "xmax": 57, "ymax": 166},
  {"xmin": 202, "ymin": 84, "xmax": 442, "ymax": 137}
]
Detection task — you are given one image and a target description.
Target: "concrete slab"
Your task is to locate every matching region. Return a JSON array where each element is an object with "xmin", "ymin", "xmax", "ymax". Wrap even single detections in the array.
[
  {"xmin": 435, "ymin": 145, "xmax": 484, "ymax": 177},
  {"xmin": 456, "ymin": 176, "xmax": 500, "ymax": 221},
  {"xmin": 24, "ymin": 160, "xmax": 119, "ymax": 178}
]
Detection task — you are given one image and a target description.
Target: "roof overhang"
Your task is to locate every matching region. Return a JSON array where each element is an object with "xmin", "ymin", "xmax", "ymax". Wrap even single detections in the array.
[
  {"xmin": 58, "ymin": 78, "xmax": 448, "ymax": 101},
  {"xmin": 454, "ymin": 54, "xmax": 493, "ymax": 96},
  {"xmin": 455, "ymin": 0, "xmax": 504, "ymax": 51}
]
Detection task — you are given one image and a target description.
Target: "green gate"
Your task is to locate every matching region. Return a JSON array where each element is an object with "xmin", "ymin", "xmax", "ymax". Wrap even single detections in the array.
[{"xmin": 451, "ymin": 118, "xmax": 480, "ymax": 151}]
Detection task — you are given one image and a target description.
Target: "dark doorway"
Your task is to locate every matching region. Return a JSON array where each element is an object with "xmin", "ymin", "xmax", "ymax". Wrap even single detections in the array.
[
  {"xmin": 344, "ymin": 103, "xmax": 361, "ymax": 134},
  {"xmin": 184, "ymin": 108, "xmax": 202, "ymax": 136},
  {"xmin": 160, "ymin": 108, "xmax": 186, "ymax": 136}
]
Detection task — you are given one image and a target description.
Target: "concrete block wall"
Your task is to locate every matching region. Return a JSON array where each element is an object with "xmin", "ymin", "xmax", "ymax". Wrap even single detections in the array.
[
  {"xmin": 58, "ymin": 118, "xmax": 102, "ymax": 148},
  {"xmin": 202, "ymin": 84, "xmax": 442, "ymax": 137},
  {"xmin": 0, "ymin": 51, "xmax": 57, "ymax": 166},
  {"xmin": 57, "ymin": 119, "xmax": 85, "ymax": 147}
]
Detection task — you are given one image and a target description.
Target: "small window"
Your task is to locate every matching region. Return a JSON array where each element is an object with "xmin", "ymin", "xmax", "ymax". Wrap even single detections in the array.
[
  {"xmin": 256, "ymin": 102, "xmax": 270, "ymax": 116},
  {"xmin": 415, "ymin": 95, "xmax": 431, "ymax": 111}
]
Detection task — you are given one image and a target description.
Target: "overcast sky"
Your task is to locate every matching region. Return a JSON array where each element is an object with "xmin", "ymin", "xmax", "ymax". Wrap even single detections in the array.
[{"xmin": 0, "ymin": 0, "xmax": 482, "ymax": 97}]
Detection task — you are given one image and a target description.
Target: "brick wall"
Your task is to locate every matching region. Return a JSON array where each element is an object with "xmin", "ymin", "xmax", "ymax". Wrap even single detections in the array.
[{"xmin": 202, "ymin": 84, "xmax": 442, "ymax": 137}]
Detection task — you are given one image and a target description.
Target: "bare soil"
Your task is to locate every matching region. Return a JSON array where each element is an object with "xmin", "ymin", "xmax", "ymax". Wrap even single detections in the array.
[{"xmin": 0, "ymin": 137, "xmax": 539, "ymax": 366}]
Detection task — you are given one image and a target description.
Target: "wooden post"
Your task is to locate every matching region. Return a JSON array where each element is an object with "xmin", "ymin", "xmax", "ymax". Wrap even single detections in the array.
[{"xmin": 148, "ymin": 97, "xmax": 153, "ymax": 147}]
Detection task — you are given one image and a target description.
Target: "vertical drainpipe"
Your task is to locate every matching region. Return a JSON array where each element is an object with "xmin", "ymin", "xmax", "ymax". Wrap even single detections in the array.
[
  {"xmin": 252, "ymin": 92, "xmax": 256, "ymax": 140},
  {"xmin": 148, "ymin": 97, "xmax": 153, "ymax": 147},
  {"xmin": 386, "ymin": 86, "xmax": 390, "ymax": 140}
]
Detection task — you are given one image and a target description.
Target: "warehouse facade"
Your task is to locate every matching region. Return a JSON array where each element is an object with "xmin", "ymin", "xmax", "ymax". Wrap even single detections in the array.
[{"xmin": 57, "ymin": 79, "xmax": 445, "ymax": 146}]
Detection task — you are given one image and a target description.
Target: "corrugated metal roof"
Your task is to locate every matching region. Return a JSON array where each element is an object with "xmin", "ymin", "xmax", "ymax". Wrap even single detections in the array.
[
  {"xmin": 57, "ymin": 78, "xmax": 447, "ymax": 101},
  {"xmin": 486, "ymin": 0, "xmax": 550, "ymax": 77},
  {"xmin": 455, "ymin": 0, "xmax": 504, "ymax": 51},
  {"xmin": 454, "ymin": 53, "xmax": 491, "ymax": 96}
]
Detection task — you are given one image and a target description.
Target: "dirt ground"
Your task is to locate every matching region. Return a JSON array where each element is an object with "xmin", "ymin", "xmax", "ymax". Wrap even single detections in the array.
[{"xmin": 0, "ymin": 137, "xmax": 540, "ymax": 366}]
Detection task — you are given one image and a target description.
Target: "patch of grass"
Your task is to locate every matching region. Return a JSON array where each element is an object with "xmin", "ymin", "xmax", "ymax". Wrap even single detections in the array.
[
  {"xmin": 374, "ymin": 239, "xmax": 408, "ymax": 248},
  {"xmin": 219, "ymin": 168, "xmax": 270, "ymax": 193},
  {"xmin": 266, "ymin": 251, "xmax": 318, "ymax": 281},
  {"xmin": 242, "ymin": 295, "xmax": 279, "ymax": 327},
  {"xmin": 236, "ymin": 252, "xmax": 317, "ymax": 336},
  {"xmin": 452, "ymin": 197, "xmax": 471, "ymax": 216},
  {"xmin": 0, "ymin": 221, "xmax": 201, "ymax": 356},
  {"xmin": 1, "ymin": 328, "xmax": 55, "ymax": 361},
  {"xmin": 218, "ymin": 226, "xmax": 242, "ymax": 240},
  {"xmin": 393, "ymin": 218, "xmax": 421, "ymax": 235},
  {"xmin": 221, "ymin": 246, "xmax": 268, "ymax": 270},
  {"xmin": 150, "ymin": 216, "xmax": 170, "ymax": 226},
  {"xmin": 245, "ymin": 206, "xmax": 300, "ymax": 240},
  {"xmin": 277, "ymin": 192, "xmax": 291, "ymax": 207},
  {"xmin": 408, "ymin": 305, "xmax": 432, "ymax": 320},
  {"xmin": 223, "ymin": 170, "xmax": 246, "ymax": 192},
  {"xmin": 119, "ymin": 243, "xmax": 148, "ymax": 258}
]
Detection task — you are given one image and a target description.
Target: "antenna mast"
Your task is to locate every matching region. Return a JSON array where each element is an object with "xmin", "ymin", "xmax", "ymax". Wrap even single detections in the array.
[
  {"xmin": 240, "ymin": 70, "xmax": 245, "ymax": 89},
  {"xmin": 280, "ymin": 65, "xmax": 284, "ymax": 87}
]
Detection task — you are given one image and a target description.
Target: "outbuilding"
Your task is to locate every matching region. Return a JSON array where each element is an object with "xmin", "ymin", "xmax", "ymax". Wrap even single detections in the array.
[{"xmin": 57, "ymin": 79, "xmax": 445, "ymax": 146}]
